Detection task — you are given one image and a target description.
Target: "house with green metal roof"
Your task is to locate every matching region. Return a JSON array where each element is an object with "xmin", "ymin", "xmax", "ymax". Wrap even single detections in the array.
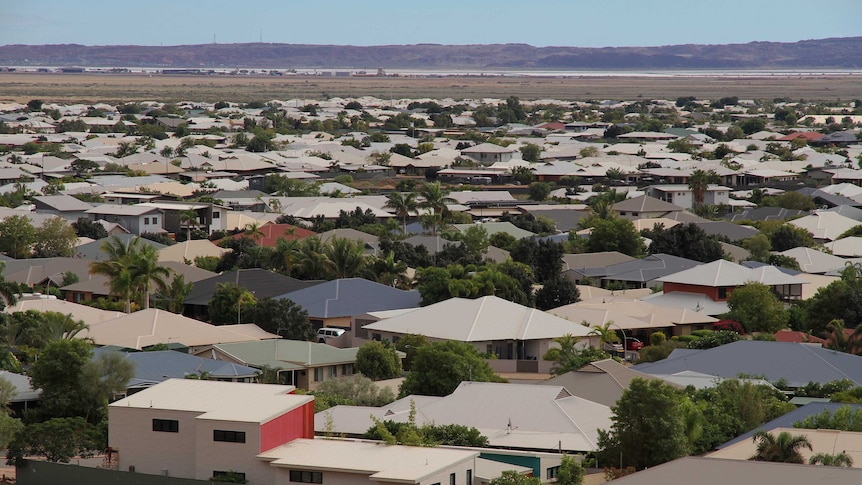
[{"xmin": 197, "ymin": 340, "xmax": 385, "ymax": 391}]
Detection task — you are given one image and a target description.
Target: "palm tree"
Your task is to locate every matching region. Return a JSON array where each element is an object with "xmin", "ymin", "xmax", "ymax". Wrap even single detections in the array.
[
  {"xmin": 153, "ymin": 274, "xmax": 193, "ymax": 314},
  {"xmin": 296, "ymin": 236, "xmax": 333, "ymax": 280},
  {"xmin": 90, "ymin": 236, "xmax": 143, "ymax": 313},
  {"xmin": 749, "ymin": 431, "xmax": 812, "ymax": 463},
  {"xmin": 178, "ymin": 209, "xmax": 198, "ymax": 242},
  {"xmin": 588, "ymin": 321, "xmax": 620, "ymax": 350},
  {"xmin": 324, "ymin": 236, "xmax": 367, "ymax": 279},
  {"xmin": 384, "ymin": 191, "xmax": 418, "ymax": 236},
  {"xmin": 128, "ymin": 244, "xmax": 173, "ymax": 309},
  {"xmin": 243, "ymin": 222, "xmax": 265, "ymax": 245},
  {"xmin": 809, "ymin": 452, "xmax": 853, "ymax": 467},
  {"xmin": 418, "ymin": 182, "xmax": 455, "ymax": 236},
  {"xmin": 40, "ymin": 312, "xmax": 88, "ymax": 341},
  {"xmin": 542, "ymin": 334, "xmax": 583, "ymax": 375},
  {"xmin": 688, "ymin": 169, "xmax": 720, "ymax": 210},
  {"xmin": 270, "ymin": 237, "xmax": 301, "ymax": 276},
  {"xmin": 367, "ymin": 251, "xmax": 410, "ymax": 288}
]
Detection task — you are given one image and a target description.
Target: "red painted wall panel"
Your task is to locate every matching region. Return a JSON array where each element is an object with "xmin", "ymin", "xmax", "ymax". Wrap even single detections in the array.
[{"xmin": 259, "ymin": 401, "xmax": 315, "ymax": 452}]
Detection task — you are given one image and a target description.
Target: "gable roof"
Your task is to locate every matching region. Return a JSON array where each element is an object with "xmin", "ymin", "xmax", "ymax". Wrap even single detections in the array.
[
  {"xmin": 226, "ymin": 223, "xmax": 316, "ymax": 247},
  {"xmin": 540, "ymin": 359, "xmax": 677, "ymax": 407},
  {"xmin": 633, "ymin": 340, "xmax": 862, "ymax": 387},
  {"xmin": 184, "ymin": 269, "xmax": 323, "ymax": 306},
  {"xmin": 96, "ymin": 349, "xmax": 260, "ymax": 389},
  {"xmin": 789, "ymin": 211, "xmax": 860, "ymax": 240},
  {"xmin": 363, "ymin": 295, "xmax": 592, "ymax": 341},
  {"xmin": 452, "ymin": 222, "xmax": 536, "ymax": 240},
  {"xmin": 74, "ymin": 234, "xmax": 167, "ymax": 260},
  {"xmin": 693, "ymin": 221, "xmax": 759, "ymax": 242},
  {"xmin": 157, "ymin": 239, "xmax": 232, "ymax": 263},
  {"xmin": 582, "ymin": 253, "xmax": 702, "ymax": 283},
  {"xmin": 657, "ymin": 259, "xmax": 805, "ymax": 287},
  {"xmin": 277, "ymin": 278, "xmax": 421, "ymax": 318},
  {"xmin": 777, "ymin": 246, "xmax": 849, "ymax": 274}
]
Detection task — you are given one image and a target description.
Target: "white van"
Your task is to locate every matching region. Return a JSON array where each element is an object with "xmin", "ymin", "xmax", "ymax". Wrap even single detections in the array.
[{"xmin": 317, "ymin": 327, "xmax": 346, "ymax": 343}]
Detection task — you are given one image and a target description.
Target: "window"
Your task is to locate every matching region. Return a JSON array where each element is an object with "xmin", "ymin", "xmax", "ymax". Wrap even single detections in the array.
[
  {"xmin": 213, "ymin": 212, "xmax": 220, "ymax": 219},
  {"xmin": 328, "ymin": 365, "xmax": 337, "ymax": 378},
  {"xmin": 152, "ymin": 419, "xmax": 179, "ymax": 433},
  {"xmin": 152, "ymin": 217, "xmax": 158, "ymax": 225},
  {"xmin": 213, "ymin": 471, "xmax": 245, "ymax": 482},
  {"xmin": 467, "ymin": 470, "xmax": 472, "ymax": 485},
  {"xmin": 342, "ymin": 364, "xmax": 353, "ymax": 376},
  {"xmin": 213, "ymin": 430, "xmax": 246, "ymax": 443},
  {"xmin": 314, "ymin": 367, "xmax": 324, "ymax": 382},
  {"xmin": 289, "ymin": 470, "xmax": 323, "ymax": 484},
  {"xmin": 718, "ymin": 287, "xmax": 728, "ymax": 299},
  {"xmin": 547, "ymin": 466, "xmax": 560, "ymax": 479},
  {"xmin": 450, "ymin": 472, "xmax": 456, "ymax": 485}
]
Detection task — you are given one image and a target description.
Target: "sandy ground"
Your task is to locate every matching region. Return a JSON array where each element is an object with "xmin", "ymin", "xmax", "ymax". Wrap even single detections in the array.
[{"xmin": 1, "ymin": 72, "xmax": 860, "ymax": 103}]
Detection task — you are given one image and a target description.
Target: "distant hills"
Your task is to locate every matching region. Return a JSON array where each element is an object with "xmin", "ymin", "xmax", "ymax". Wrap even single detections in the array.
[{"xmin": 2, "ymin": 37, "xmax": 862, "ymax": 70}]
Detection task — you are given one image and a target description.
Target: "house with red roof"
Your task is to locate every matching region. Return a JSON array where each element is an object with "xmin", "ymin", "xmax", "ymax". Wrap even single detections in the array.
[{"xmin": 776, "ymin": 131, "xmax": 824, "ymax": 142}]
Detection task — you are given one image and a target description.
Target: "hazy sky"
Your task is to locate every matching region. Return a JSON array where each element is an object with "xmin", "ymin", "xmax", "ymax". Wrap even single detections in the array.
[{"xmin": 3, "ymin": 0, "xmax": 861, "ymax": 47}]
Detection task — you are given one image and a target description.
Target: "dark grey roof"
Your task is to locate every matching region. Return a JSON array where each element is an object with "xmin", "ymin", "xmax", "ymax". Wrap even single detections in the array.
[
  {"xmin": 74, "ymin": 235, "xmax": 167, "ymax": 261},
  {"xmin": 797, "ymin": 187, "xmax": 862, "ymax": 208},
  {"xmin": 633, "ymin": 340, "xmax": 862, "ymax": 388},
  {"xmin": 184, "ymin": 268, "xmax": 323, "ymax": 306},
  {"xmin": 276, "ymin": 278, "xmax": 421, "ymax": 318},
  {"xmin": 402, "ymin": 235, "xmax": 460, "ymax": 255},
  {"xmin": 610, "ymin": 456, "xmax": 862, "ymax": 485},
  {"xmin": 718, "ymin": 402, "xmax": 862, "ymax": 449},
  {"xmin": 93, "ymin": 349, "xmax": 259, "ymax": 389},
  {"xmin": 693, "ymin": 221, "xmax": 759, "ymax": 242},
  {"xmin": 726, "ymin": 206, "xmax": 807, "ymax": 222},
  {"xmin": 523, "ymin": 208, "xmax": 588, "ymax": 232},
  {"xmin": 562, "ymin": 252, "xmax": 635, "ymax": 271},
  {"xmin": 582, "ymin": 253, "xmax": 701, "ymax": 283},
  {"xmin": 818, "ymin": 131, "xmax": 859, "ymax": 143}
]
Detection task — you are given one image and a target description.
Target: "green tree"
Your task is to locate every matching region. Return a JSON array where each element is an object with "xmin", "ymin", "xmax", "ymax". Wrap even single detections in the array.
[
  {"xmin": 315, "ymin": 374, "xmax": 396, "ymax": 407},
  {"xmin": 33, "ymin": 217, "xmax": 78, "ymax": 258},
  {"xmin": 543, "ymin": 334, "xmax": 608, "ymax": 375},
  {"xmin": 597, "ymin": 378, "xmax": 690, "ymax": 470},
  {"xmin": 418, "ymin": 182, "xmax": 455, "ymax": 236},
  {"xmin": 0, "ymin": 215, "xmax": 36, "ymax": 258},
  {"xmin": 72, "ymin": 217, "xmax": 108, "ymax": 239},
  {"xmin": 688, "ymin": 169, "xmax": 720, "ymax": 210},
  {"xmin": 769, "ymin": 225, "xmax": 817, "ymax": 252},
  {"xmin": 490, "ymin": 471, "xmax": 540, "ymax": 485},
  {"xmin": 749, "ymin": 431, "xmax": 812, "ymax": 463},
  {"xmin": 152, "ymin": 274, "xmax": 193, "ymax": 314},
  {"xmin": 384, "ymin": 191, "xmax": 418, "ymax": 236},
  {"xmin": 809, "ymin": 452, "xmax": 853, "ymax": 467},
  {"xmin": 296, "ymin": 236, "xmax": 333, "ymax": 280},
  {"xmin": 727, "ymin": 283, "xmax": 789, "ymax": 333},
  {"xmin": 742, "ymin": 234, "xmax": 771, "ymax": 262},
  {"xmin": 557, "ymin": 455, "xmax": 585, "ymax": 485},
  {"xmin": 249, "ymin": 297, "xmax": 314, "ymax": 340},
  {"xmin": 355, "ymin": 341, "xmax": 402, "ymax": 380},
  {"xmin": 803, "ymin": 264, "xmax": 862, "ymax": 334},
  {"xmin": 89, "ymin": 236, "xmax": 142, "ymax": 312},
  {"xmin": 644, "ymin": 223, "xmax": 724, "ymax": 262},
  {"xmin": 324, "ymin": 236, "xmax": 367, "ymax": 279},
  {"xmin": 7, "ymin": 417, "xmax": 102, "ymax": 464},
  {"xmin": 178, "ymin": 209, "xmax": 198, "ymax": 242},
  {"xmin": 208, "ymin": 283, "xmax": 257, "ymax": 325},
  {"xmin": 528, "ymin": 182, "xmax": 551, "ymax": 202},
  {"xmin": 585, "ymin": 217, "xmax": 644, "ymax": 257},
  {"xmin": 399, "ymin": 340, "xmax": 503, "ymax": 397},
  {"xmin": 519, "ymin": 143, "xmax": 542, "ymax": 162},
  {"xmin": 461, "ymin": 225, "xmax": 490, "ymax": 258},
  {"xmin": 534, "ymin": 277, "xmax": 580, "ymax": 311},
  {"xmin": 127, "ymin": 243, "xmax": 172, "ymax": 309},
  {"xmin": 394, "ymin": 334, "xmax": 430, "ymax": 371}
]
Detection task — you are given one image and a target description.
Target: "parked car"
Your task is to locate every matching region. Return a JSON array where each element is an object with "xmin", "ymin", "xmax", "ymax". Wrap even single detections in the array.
[
  {"xmin": 602, "ymin": 342, "xmax": 624, "ymax": 353},
  {"xmin": 317, "ymin": 327, "xmax": 345, "ymax": 343},
  {"xmin": 625, "ymin": 338, "xmax": 644, "ymax": 351}
]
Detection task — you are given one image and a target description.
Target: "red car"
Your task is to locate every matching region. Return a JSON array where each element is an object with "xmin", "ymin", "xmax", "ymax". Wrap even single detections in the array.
[{"xmin": 625, "ymin": 338, "xmax": 644, "ymax": 351}]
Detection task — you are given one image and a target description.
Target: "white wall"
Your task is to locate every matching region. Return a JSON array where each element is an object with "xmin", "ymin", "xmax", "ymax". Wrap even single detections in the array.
[{"xmin": 110, "ymin": 407, "xmax": 198, "ymax": 479}]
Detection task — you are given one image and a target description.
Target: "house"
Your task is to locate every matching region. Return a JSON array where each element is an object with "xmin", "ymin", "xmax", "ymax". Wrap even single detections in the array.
[
  {"xmin": 539, "ymin": 359, "xmax": 679, "ymax": 407},
  {"xmin": 633, "ymin": 340, "xmax": 862, "ymax": 388},
  {"xmin": 646, "ymin": 185, "xmax": 730, "ymax": 210},
  {"xmin": 613, "ymin": 195, "xmax": 685, "ymax": 220},
  {"xmin": 277, "ymin": 278, "xmax": 421, "ymax": 330},
  {"xmin": 359, "ymin": 295, "xmax": 594, "ymax": 373},
  {"xmin": 788, "ymin": 211, "xmax": 860, "ymax": 241},
  {"xmin": 318, "ymin": 381, "xmax": 612, "ymax": 453},
  {"xmin": 85, "ymin": 204, "xmax": 164, "ymax": 235},
  {"xmin": 576, "ymin": 253, "xmax": 702, "ymax": 289},
  {"xmin": 460, "ymin": 143, "xmax": 518, "ymax": 165},
  {"xmin": 5, "ymin": 297, "xmax": 125, "ymax": 324},
  {"xmin": 776, "ymin": 247, "xmax": 848, "ymax": 274},
  {"xmin": 183, "ymin": 269, "xmax": 324, "ymax": 320},
  {"xmin": 73, "ymin": 234, "xmax": 167, "ymax": 260},
  {"xmin": 32, "ymin": 194, "xmax": 94, "ymax": 221},
  {"xmin": 0, "ymin": 370, "xmax": 40, "ymax": 416},
  {"xmin": 95, "ymin": 349, "xmax": 261, "ymax": 394},
  {"xmin": 108, "ymin": 379, "xmax": 315, "ymax": 484},
  {"xmin": 693, "ymin": 221, "xmax": 759, "ymax": 243},
  {"xmin": 62, "ymin": 261, "xmax": 215, "ymax": 304},
  {"xmin": 707, "ymin": 427, "xmax": 862, "ymax": 468},
  {"xmin": 226, "ymin": 223, "xmax": 317, "ymax": 247},
  {"xmin": 157, "ymin": 239, "xmax": 232, "ymax": 263},
  {"xmin": 608, "ymin": 456, "xmax": 862, "ymax": 485},
  {"xmin": 560, "ymin": 298, "xmax": 718, "ymax": 337},
  {"xmin": 451, "ymin": 221, "xmax": 536, "ymax": 240},
  {"xmin": 197, "ymin": 339, "xmax": 365, "ymax": 391},
  {"xmin": 79, "ymin": 308, "xmax": 278, "ymax": 353},
  {"xmin": 656, "ymin": 259, "xmax": 806, "ymax": 302},
  {"xmin": 138, "ymin": 201, "xmax": 230, "ymax": 236}
]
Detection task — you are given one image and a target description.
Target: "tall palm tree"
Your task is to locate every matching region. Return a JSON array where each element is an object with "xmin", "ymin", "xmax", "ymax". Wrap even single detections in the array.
[
  {"xmin": 153, "ymin": 274, "xmax": 193, "ymax": 314},
  {"xmin": 418, "ymin": 182, "xmax": 455, "ymax": 236},
  {"xmin": 270, "ymin": 237, "xmax": 301, "ymax": 277},
  {"xmin": 809, "ymin": 452, "xmax": 854, "ymax": 467},
  {"xmin": 297, "ymin": 236, "xmax": 333, "ymax": 280},
  {"xmin": 749, "ymin": 431, "xmax": 812, "ymax": 463},
  {"xmin": 90, "ymin": 236, "xmax": 143, "ymax": 313},
  {"xmin": 178, "ymin": 209, "xmax": 198, "ymax": 242},
  {"xmin": 588, "ymin": 321, "xmax": 620, "ymax": 350},
  {"xmin": 688, "ymin": 169, "xmax": 720, "ymax": 210},
  {"xmin": 243, "ymin": 222, "xmax": 265, "ymax": 244},
  {"xmin": 128, "ymin": 244, "xmax": 173, "ymax": 309},
  {"xmin": 324, "ymin": 236, "xmax": 367, "ymax": 279},
  {"xmin": 384, "ymin": 191, "xmax": 418, "ymax": 236}
]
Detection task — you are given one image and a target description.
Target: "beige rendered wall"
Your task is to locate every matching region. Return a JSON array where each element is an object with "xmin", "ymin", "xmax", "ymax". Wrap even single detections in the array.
[
  {"xmin": 109, "ymin": 407, "xmax": 199, "ymax": 479},
  {"xmin": 193, "ymin": 420, "xmax": 273, "ymax": 485},
  {"xmin": 272, "ymin": 469, "xmax": 371, "ymax": 485},
  {"xmin": 417, "ymin": 459, "xmax": 475, "ymax": 485}
]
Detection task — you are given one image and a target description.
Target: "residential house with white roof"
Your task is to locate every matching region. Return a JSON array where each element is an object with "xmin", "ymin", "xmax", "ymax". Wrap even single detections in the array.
[
  {"xmin": 85, "ymin": 204, "xmax": 164, "ymax": 235},
  {"xmin": 646, "ymin": 184, "xmax": 730, "ymax": 210},
  {"xmin": 656, "ymin": 259, "xmax": 807, "ymax": 303}
]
